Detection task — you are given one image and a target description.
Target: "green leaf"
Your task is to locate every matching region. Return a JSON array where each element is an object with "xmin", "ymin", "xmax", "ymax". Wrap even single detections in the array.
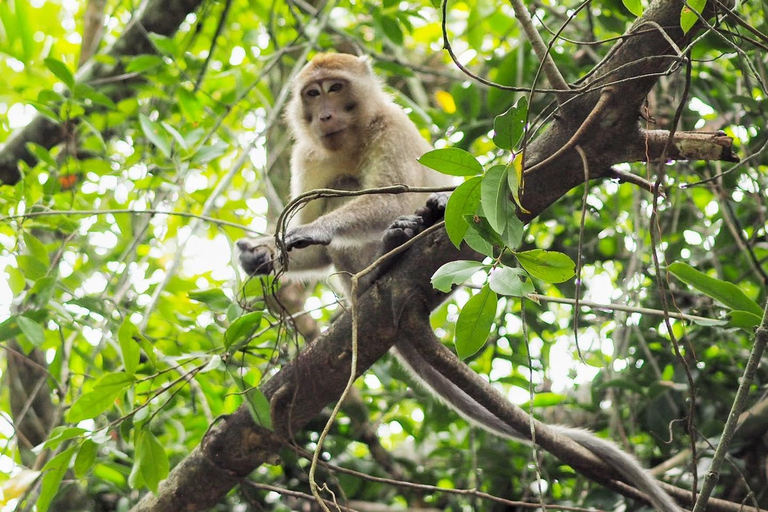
[
  {"xmin": 44, "ymin": 57, "xmax": 75, "ymax": 88},
  {"xmin": 525, "ymin": 392, "xmax": 568, "ymax": 407},
  {"xmin": 419, "ymin": 148, "xmax": 483, "ymax": 176},
  {"xmin": 189, "ymin": 288, "xmax": 232, "ymax": 310},
  {"xmin": 378, "ymin": 14, "xmax": 404, "ymax": 45},
  {"xmin": 668, "ymin": 262, "xmax": 763, "ymax": 317},
  {"xmin": 117, "ymin": 318, "xmax": 140, "ymax": 375},
  {"xmin": 241, "ymin": 386, "xmax": 274, "ymax": 431},
  {"xmin": 464, "ymin": 214, "xmax": 503, "ymax": 248},
  {"xmin": 431, "ymin": 260, "xmax": 487, "ymax": 292},
  {"xmin": 136, "ymin": 430, "xmax": 170, "ymax": 493},
  {"xmin": 73, "ymin": 83, "xmax": 116, "ymax": 109},
  {"xmin": 489, "ymin": 266, "xmax": 535, "ymax": 297},
  {"xmin": 74, "ymin": 439, "xmax": 98, "ymax": 477},
  {"xmin": 16, "ymin": 316, "xmax": 45, "ymax": 347},
  {"xmin": 17, "ymin": 315, "xmax": 45, "ymax": 347},
  {"xmin": 622, "ymin": 0, "xmax": 643, "ymax": 16},
  {"xmin": 481, "ymin": 165, "xmax": 512, "ymax": 235},
  {"xmin": 502, "ymin": 215, "xmax": 524, "ymax": 249},
  {"xmin": 38, "ymin": 446, "xmax": 76, "ymax": 512},
  {"xmin": 507, "ymin": 153, "xmax": 528, "ymax": 214},
  {"xmin": 729, "ymin": 310, "xmax": 762, "ymax": 329},
  {"xmin": 16, "ymin": 0, "xmax": 33, "ymax": 63},
  {"xmin": 67, "ymin": 372, "xmax": 136, "ymax": 423},
  {"xmin": 125, "ymin": 54, "xmax": 165, "ymax": 74},
  {"xmin": 5, "ymin": 265, "xmax": 25, "ymax": 295},
  {"xmin": 681, "ymin": 0, "xmax": 706, "ymax": 33},
  {"xmin": 17, "ymin": 254, "xmax": 48, "ymax": 280},
  {"xmin": 23, "ymin": 231, "xmax": 50, "ymax": 266},
  {"xmin": 43, "ymin": 426, "xmax": 86, "ymax": 449},
  {"xmin": 492, "ymin": 97, "xmax": 527, "ymax": 150},
  {"xmin": 225, "ymin": 311, "xmax": 264, "ymax": 351},
  {"xmin": 455, "ymin": 285, "xmax": 497, "ymax": 359},
  {"xmin": 161, "ymin": 122, "xmax": 188, "ymax": 150},
  {"xmin": 515, "ymin": 249, "xmax": 575, "ymax": 283},
  {"xmin": 445, "ymin": 176, "xmax": 482, "ymax": 248},
  {"xmin": 26, "ymin": 142, "xmax": 58, "ymax": 169},
  {"xmin": 139, "ymin": 114, "xmax": 172, "ymax": 158}
]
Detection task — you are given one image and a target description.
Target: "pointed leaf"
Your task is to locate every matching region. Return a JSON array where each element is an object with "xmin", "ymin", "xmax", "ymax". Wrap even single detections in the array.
[
  {"xmin": 489, "ymin": 266, "xmax": 535, "ymax": 297},
  {"xmin": 117, "ymin": 318, "xmax": 140, "ymax": 375},
  {"xmin": 455, "ymin": 285, "xmax": 497, "ymax": 359},
  {"xmin": 419, "ymin": 148, "xmax": 483, "ymax": 176},
  {"xmin": 139, "ymin": 114, "xmax": 172, "ymax": 158},
  {"xmin": 481, "ymin": 165, "xmax": 511, "ymax": 235},
  {"xmin": 38, "ymin": 446, "xmax": 76, "ymax": 512},
  {"xmin": 669, "ymin": 261, "xmax": 762, "ymax": 317},
  {"xmin": 44, "ymin": 58, "xmax": 75, "ymax": 88},
  {"xmin": 225, "ymin": 311, "xmax": 264, "ymax": 350},
  {"xmin": 492, "ymin": 97, "xmax": 527, "ymax": 150},
  {"xmin": 515, "ymin": 249, "xmax": 575, "ymax": 283},
  {"xmin": 136, "ymin": 430, "xmax": 169, "ymax": 493},
  {"xmin": 445, "ymin": 176, "xmax": 482, "ymax": 247},
  {"xmin": 431, "ymin": 260, "xmax": 487, "ymax": 292},
  {"xmin": 67, "ymin": 372, "xmax": 135, "ymax": 422}
]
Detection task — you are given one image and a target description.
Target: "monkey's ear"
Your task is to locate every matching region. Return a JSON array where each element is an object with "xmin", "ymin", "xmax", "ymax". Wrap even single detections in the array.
[{"xmin": 357, "ymin": 55, "xmax": 374, "ymax": 73}]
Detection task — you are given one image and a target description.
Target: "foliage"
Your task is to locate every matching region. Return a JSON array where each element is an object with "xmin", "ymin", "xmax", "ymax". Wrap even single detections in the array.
[{"xmin": 0, "ymin": 0, "xmax": 767, "ymax": 511}]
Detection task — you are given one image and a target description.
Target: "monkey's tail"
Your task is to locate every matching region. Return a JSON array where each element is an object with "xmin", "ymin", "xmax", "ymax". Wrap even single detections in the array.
[{"xmin": 392, "ymin": 340, "xmax": 680, "ymax": 512}]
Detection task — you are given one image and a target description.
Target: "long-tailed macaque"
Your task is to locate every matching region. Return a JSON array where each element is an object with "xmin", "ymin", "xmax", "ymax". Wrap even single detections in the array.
[{"xmin": 237, "ymin": 53, "xmax": 679, "ymax": 512}]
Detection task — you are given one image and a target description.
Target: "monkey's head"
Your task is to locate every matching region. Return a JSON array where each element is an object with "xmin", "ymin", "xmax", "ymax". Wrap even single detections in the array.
[{"xmin": 287, "ymin": 53, "xmax": 387, "ymax": 152}]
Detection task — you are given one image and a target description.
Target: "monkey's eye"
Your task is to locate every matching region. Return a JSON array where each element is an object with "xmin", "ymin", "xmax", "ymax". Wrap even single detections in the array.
[
  {"xmin": 328, "ymin": 82, "xmax": 344, "ymax": 93},
  {"xmin": 306, "ymin": 88, "xmax": 320, "ymax": 98}
]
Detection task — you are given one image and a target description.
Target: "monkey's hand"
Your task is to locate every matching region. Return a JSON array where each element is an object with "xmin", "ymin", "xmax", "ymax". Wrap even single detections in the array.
[
  {"xmin": 236, "ymin": 238, "xmax": 276, "ymax": 275},
  {"xmin": 382, "ymin": 192, "xmax": 448, "ymax": 252},
  {"xmin": 284, "ymin": 225, "xmax": 333, "ymax": 250}
]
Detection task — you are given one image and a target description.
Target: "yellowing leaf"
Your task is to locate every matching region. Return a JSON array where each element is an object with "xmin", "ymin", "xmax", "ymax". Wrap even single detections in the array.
[{"xmin": 435, "ymin": 90, "xmax": 457, "ymax": 114}]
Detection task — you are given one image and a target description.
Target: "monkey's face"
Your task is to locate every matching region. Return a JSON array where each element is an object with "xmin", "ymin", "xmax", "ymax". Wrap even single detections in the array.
[{"xmin": 301, "ymin": 78, "xmax": 359, "ymax": 151}]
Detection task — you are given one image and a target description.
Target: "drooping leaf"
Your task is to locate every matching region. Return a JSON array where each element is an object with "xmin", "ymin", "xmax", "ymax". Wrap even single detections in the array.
[
  {"xmin": 669, "ymin": 261, "xmax": 763, "ymax": 317},
  {"xmin": 38, "ymin": 446, "xmax": 76, "ymax": 512},
  {"xmin": 445, "ymin": 176, "xmax": 482, "ymax": 247},
  {"xmin": 507, "ymin": 153, "xmax": 529, "ymax": 213},
  {"xmin": 240, "ymin": 386, "xmax": 274, "ymax": 431},
  {"xmin": 419, "ymin": 148, "xmax": 483, "ymax": 176},
  {"xmin": 17, "ymin": 315, "xmax": 45, "ymax": 347},
  {"xmin": 455, "ymin": 285, "xmax": 497, "ymax": 359},
  {"xmin": 117, "ymin": 318, "xmax": 140, "ymax": 375},
  {"xmin": 515, "ymin": 249, "xmax": 576, "ymax": 283},
  {"xmin": 74, "ymin": 439, "xmax": 99, "ymax": 477},
  {"xmin": 135, "ymin": 430, "xmax": 170, "ymax": 493},
  {"xmin": 139, "ymin": 114, "xmax": 172, "ymax": 158},
  {"xmin": 431, "ymin": 260, "xmax": 487, "ymax": 292},
  {"xmin": 481, "ymin": 165, "xmax": 511, "ymax": 235}
]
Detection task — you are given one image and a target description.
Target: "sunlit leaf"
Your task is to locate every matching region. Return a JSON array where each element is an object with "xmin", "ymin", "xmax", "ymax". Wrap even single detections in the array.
[
  {"xmin": 515, "ymin": 249, "xmax": 576, "ymax": 283},
  {"xmin": 44, "ymin": 58, "xmax": 75, "ymax": 88},
  {"xmin": 455, "ymin": 285, "xmax": 497, "ymax": 359},
  {"xmin": 67, "ymin": 372, "xmax": 136, "ymax": 423},
  {"xmin": 136, "ymin": 429, "xmax": 170, "ymax": 493},
  {"xmin": 225, "ymin": 311, "xmax": 264, "ymax": 351},
  {"xmin": 419, "ymin": 148, "xmax": 483, "ymax": 176},
  {"xmin": 117, "ymin": 318, "xmax": 140, "ymax": 375},
  {"xmin": 431, "ymin": 260, "xmax": 487, "ymax": 292}
]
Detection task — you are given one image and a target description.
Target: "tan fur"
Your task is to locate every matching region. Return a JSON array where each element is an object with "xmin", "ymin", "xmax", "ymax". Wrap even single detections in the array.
[{"xmin": 238, "ymin": 53, "xmax": 452, "ymax": 287}]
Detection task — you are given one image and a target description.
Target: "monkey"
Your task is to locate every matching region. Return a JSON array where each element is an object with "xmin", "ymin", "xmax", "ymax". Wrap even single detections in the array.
[
  {"xmin": 237, "ymin": 52, "xmax": 450, "ymax": 291},
  {"xmin": 236, "ymin": 53, "xmax": 680, "ymax": 512}
]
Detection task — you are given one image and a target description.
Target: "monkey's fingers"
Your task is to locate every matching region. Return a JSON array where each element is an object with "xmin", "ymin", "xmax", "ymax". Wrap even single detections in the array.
[{"xmin": 284, "ymin": 227, "xmax": 332, "ymax": 250}]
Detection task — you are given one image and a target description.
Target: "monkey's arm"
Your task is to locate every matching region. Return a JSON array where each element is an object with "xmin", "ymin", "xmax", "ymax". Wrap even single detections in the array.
[
  {"xmin": 237, "ymin": 236, "xmax": 332, "ymax": 276},
  {"xmin": 285, "ymin": 192, "xmax": 422, "ymax": 250}
]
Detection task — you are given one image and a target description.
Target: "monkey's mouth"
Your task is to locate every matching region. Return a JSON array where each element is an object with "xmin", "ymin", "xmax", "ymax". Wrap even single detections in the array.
[{"xmin": 322, "ymin": 129, "xmax": 346, "ymax": 138}]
